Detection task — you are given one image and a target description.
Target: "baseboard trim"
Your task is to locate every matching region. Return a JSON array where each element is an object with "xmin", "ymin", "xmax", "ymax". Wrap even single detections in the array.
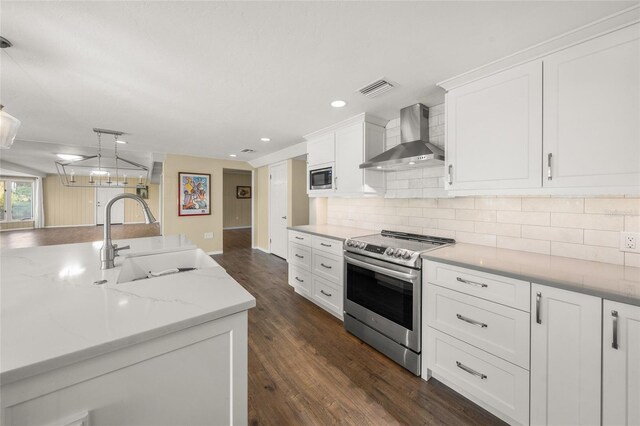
[
  {"xmin": 223, "ymin": 226, "xmax": 252, "ymax": 230},
  {"xmin": 0, "ymin": 227, "xmax": 35, "ymax": 232},
  {"xmin": 44, "ymin": 224, "xmax": 95, "ymax": 229},
  {"xmin": 252, "ymin": 246, "xmax": 270, "ymax": 254},
  {"xmin": 207, "ymin": 250, "xmax": 223, "ymax": 255}
]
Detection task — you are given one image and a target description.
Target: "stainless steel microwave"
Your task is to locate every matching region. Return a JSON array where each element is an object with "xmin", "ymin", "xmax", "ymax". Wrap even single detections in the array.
[{"xmin": 309, "ymin": 166, "xmax": 333, "ymax": 190}]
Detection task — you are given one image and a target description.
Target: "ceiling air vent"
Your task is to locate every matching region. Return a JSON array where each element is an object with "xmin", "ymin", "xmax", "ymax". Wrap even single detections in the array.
[
  {"xmin": 358, "ymin": 78, "xmax": 396, "ymax": 98},
  {"xmin": 240, "ymin": 148, "xmax": 255, "ymax": 153}
]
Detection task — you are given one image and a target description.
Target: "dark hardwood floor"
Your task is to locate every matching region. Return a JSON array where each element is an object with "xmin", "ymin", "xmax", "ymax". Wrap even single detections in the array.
[
  {"xmin": 0, "ymin": 223, "xmax": 161, "ymax": 249},
  {"xmin": 215, "ymin": 229, "xmax": 505, "ymax": 426}
]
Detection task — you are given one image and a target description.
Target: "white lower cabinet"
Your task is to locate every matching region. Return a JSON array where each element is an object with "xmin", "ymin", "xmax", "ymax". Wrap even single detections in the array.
[
  {"xmin": 530, "ymin": 284, "xmax": 602, "ymax": 426},
  {"xmin": 603, "ymin": 300, "xmax": 640, "ymax": 426},
  {"xmin": 287, "ymin": 230, "xmax": 343, "ymax": 319}
]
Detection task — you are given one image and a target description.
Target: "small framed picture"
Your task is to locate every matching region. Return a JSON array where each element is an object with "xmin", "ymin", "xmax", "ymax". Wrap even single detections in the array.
[
  {"xmin": 236, "ymin": 186, "xmax": 251, "ymax": 199},
  {"xmin": 136, "ymin": 186, "xmax": 149, "ymax": 199},
  {"xmin": 179, "ymin": 172, "xmax": 211, "ymax": 216}
]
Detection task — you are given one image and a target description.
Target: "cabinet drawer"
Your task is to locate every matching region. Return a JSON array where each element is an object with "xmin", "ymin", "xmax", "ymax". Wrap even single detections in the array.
[
  {"xmin": 312, "ymin": 236, "xmax": 343, "ymax": 256},
  {"xmin": 288, "ymin": 264, "xmax": 312, "ymax": 297},
  {"xmin": 288, "ymin": 230, "xmax": 312, "ymax": 247},
  {"xmin": 426, "ymin": 284, "xmax": 530, "ymax": 369},
  {"xmin": 312, "ymin": 275, "xmax": 343, "ymax": 316},
  {"xmin": 313, "ymin": 251, "xmax": 343, "ymax": 284},
  {"xmin": 288, "ymin": 243, "xmax": 311, "ymax": 269},
  {"xmin": 425, "ymin": 261, "xmax": 530, "ymax": 312},
  {"xmin": 428, "ymin": 328, "xmax": 529, "ymax": 426}
]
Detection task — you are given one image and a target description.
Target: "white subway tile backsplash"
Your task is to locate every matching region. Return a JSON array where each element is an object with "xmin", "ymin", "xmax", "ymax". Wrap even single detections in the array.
[
  {"xmin": 624, "ymin": 215, "xmax": 640, "ymax": 232},
  {"xmin": 456, "ymin": 209, "xmax": 496, "ymax": 222},
  {"xmin": 551, "ymin": 242, "xmax": 624, "ymax": 265},
  {"xmin": 585, "ymin": 198, "xmax": 640, "ymax": 216},
  {"xmin": 521, "ymin": 197, "xmax": 584, "ymax": 213},
  {"xmin": 408, "ymin": 198, "xmax": 438, "ymax": 208},
  {"xmin": 497, "ymin": 236, "xmax": 551, "ymax": 255},
  {"xmin": 551, "ymin": 213, "xmax": 624, "ymax": 231},
  {"xmin": 625, "ymin": 253, "xmax": 640, "ymax": 268},
  {"xmin": 455, "ymin": 232, "xmax": 497, "ymax": 247},
  {"xmin": 396, "ymin": 207, "xmax": 422, "ymax": 217},
  {"xmin": 521, "ymin": 225, "xmax": 583, "ymax": 244},
  {"xmin": 423, "ymin": 208, "xmax": 455, "ymax": 219},
  {"xmin": 437, "ymin": 219, "xmax": 475, "ymax": 233},
  {"xmin": 474, "ymin": 222, "xmax": 521, "ymax": 237},
  {"xmin": 497, "ymin": 211, "xmax": 550, "ymax": 226},
  {"xmin": 474, "ymin": 197, "xmax": 522, "ymax": 211},
  {"xmin": 583, "ymin": 229, "xmax": 620, "ymax": 248},
  {"xmin": 437, "ymin": 197, "xmax": 475, "ymax": 209}
]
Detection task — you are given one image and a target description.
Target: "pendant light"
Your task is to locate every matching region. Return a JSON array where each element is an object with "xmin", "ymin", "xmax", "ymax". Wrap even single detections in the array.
[{"xmin": 0, "ymin": 105, "xmax": 21, "ymax": 149}]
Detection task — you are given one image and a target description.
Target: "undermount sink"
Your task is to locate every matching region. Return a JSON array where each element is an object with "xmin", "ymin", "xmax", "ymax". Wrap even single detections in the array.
[{"xmin": 117, "ymin": 248, "xmax": 220, "ymax": 284}]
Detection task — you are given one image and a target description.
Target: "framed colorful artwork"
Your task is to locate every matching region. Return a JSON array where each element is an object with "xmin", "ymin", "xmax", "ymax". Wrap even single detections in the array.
[
  {"xmin": 178, "ymin": 172, "xmax": 211, "ymax": 216},
  {"xmin": 236, "ymin": 186, "xmax": 251, "ymax": 199}
]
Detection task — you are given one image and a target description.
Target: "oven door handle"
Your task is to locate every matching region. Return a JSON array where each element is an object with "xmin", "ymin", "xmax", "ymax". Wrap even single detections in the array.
[{"xmin": 345, "ymin": 256, "xmax": 419, "ymax": 281}]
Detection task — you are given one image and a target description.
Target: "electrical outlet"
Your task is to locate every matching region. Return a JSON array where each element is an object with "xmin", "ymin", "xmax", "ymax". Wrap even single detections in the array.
[
  {"xmin": 620, "ymin": 232, "xmax": 640, "ymax": 253},
  {"xmin": 204, "ymin": 232, "xmax": 214, "ymax": 239}
]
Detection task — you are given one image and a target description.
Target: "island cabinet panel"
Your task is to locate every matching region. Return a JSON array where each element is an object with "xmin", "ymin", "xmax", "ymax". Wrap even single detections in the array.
[
  {"xmin": 1, "ymin": 312, "xmax": 249, "ymax": 426},
  {"xmin": 530, "ymin": 284, "xmax": 601, "ymax": 426},
  {"xmin": 543, "ymin": 23, "xmax": 640, "ymax": 190},
  {"xmin": 603, "ymin": 300, "xmax": 640, "ymax": 426},
  {"xmin": 445, "ymin": 60, "xmax": 543, "ymax": 191}
]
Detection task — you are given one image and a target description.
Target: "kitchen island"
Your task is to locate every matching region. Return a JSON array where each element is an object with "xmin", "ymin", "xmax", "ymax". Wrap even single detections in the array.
[{"xmin": 1, "ymin": 235, "xmax": 256, "ymax": 425}]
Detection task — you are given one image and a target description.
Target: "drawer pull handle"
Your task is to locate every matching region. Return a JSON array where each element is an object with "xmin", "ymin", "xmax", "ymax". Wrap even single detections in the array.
[
  {"xmin": 320, "ymin": 243, "xmax": 332, "ymax": 247},
  {"xmin": 295, "ymin": 277, "xmax": 304, "ymax": 283},
  {"xmin": 456, "ymin": 314, "xmax": 487, "ymax": 328},
  {"xmin": 295, "ymin": 254, "xmax": 304, "ymax": 259},
  {"xmin": 456, "ymin": 277, "xmax": 488, "ymax": 288},
  {"xmin": 320, "ymin": 289, "xmax": 332, "ymax": 297},
  {"xmin": 320, "ymin": 263, "xmax": 332, "ymax": 269},
  {"xmin": 536, "ymin": 292, "xmax": 542, "ymax": 325},
  {"xmin": 456, "ymin": 361, "xmax": 487, "ymax": 380},
  {"xmin": 295, "ymin": 236, "xmax": 304, "ymax": 240},
  {"xmin": 612, "ymin": 310, "xmax": 619, "ymax": 350}
]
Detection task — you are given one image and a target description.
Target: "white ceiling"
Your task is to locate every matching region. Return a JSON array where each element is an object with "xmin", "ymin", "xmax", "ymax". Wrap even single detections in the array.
[{"xmin": 0, "ymin": 1, "xmax": 635, "ymax": 165}]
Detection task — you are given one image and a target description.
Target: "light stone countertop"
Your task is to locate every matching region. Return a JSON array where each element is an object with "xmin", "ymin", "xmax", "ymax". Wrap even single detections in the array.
[
  {"xmin": 0, "ymin": 235, "xmax": 256, "ymax": 384},
  {"xmin": 288, "ymin": 224, "xmax": 375, "ymax": 241},
  {"xmin": 423, "ymin": 243, "xmax": 640, "ymax": 307}
]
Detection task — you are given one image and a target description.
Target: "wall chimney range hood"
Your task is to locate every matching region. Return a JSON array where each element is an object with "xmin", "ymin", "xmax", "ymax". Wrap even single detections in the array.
[{"xmin": 360, "ymin": 103, "xmax": 444, "ymax": 170}]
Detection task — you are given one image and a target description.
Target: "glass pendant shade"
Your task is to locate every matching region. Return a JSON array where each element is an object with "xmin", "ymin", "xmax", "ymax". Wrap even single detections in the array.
[{"xmin": 0, "ymin": 106, "xmax": 21, "ymax": 149}]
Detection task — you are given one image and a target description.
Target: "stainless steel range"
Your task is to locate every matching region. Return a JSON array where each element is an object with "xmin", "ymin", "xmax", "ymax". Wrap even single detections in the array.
[{"xmin": 343, "ymin": 230, "xmax": 455, "ymax": 375}]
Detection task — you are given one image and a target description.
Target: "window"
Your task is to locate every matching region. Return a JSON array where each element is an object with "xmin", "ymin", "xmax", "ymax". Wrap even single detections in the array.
[{"xmin": 1, "ymin": 179, "xmax": 34, "ymax": 222}]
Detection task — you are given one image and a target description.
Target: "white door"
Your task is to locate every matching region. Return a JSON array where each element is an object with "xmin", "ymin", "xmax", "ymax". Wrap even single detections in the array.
[
  {"xmin": 445, "ymin": 60, "xmax": 542, "ymax": 191},
  {"xmin": 603, "ymin": 300, "xmax": 640, "ymax": 426},
  {"xmin": 543, "ymin": 24, "xmax": 640, "ymax": 190},
  {"xmin": 269, "ymin": 162, "xmax": 288, "ymax": 259},
  {"xmin": 530, "ymin": 284, "xmax": 601, "ymax": 426},
  {"xmin": 96, "ymin": 188, "xmax": 124, "ymax": 225},
  {"xmin": 334, "ymin": 123, "xmax": 363, "ymax": 195}
]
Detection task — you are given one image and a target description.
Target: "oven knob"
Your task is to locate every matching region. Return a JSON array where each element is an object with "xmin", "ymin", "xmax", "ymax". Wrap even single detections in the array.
[
  {"xmin": 359, "ymin": 242, "xmax": 366, "ymax": 249},
  {"xmin": 403, "ymin": 251, "xmax": 412, "ymax": 260},
  {"xmin": 395, "ymin": 249, "xmax": 403, "ymax": 258},
  {"xmin": 385, "ymin": 248, "xmax": 394, "ymax": 256}
]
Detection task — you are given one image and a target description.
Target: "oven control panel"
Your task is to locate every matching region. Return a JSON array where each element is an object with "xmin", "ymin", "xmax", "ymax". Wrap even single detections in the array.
[
  {"xmin": 345, "ymin": 238, "xmax": 419, "ymax": 267},
  {"xmin": 364, "ymin": 245, "xmax": 386, "ymax": 255}
]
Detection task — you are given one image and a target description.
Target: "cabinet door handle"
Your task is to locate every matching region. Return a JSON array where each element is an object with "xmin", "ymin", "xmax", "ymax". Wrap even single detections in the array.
[
  {"xmin": 295, "ymin": 276, "xmax": 304, "ymax": 283},
  {"xmin": 295, "ymin": 236, "xmax": 304, "ymax": 240},
  {"xmin": 320, "ymin": 243, "xmax": 332, "ymax": 247},
  {"xmin": 547, "ymin": 153, "xmax": 553, "ymax": 181},
  {"xmin": 320, "ymin": 289, "xmax": 332, "ymax": 297},
  {"xmin": 536, "ymin": 292, "xmax": 542, "ymax": 324},
  {"xmin": 612, "ymin": 310, "xmax": 619, "ymax": 350},
  {"xmin": 456, "ymin": 361, "xmax": 487, "ymax": 380},
  {"xmin": 456, "ymin": 314, "xmax": 487, "ymax": 328},
  {"xmin": 282, "ymin": 216, "xmax": 287, "ymax": 220},
  {"xmin": 334, "ymin": 176, "xmax": 338, "ymax": 190},
  {"xmin": 320, "ymin": 263, "xmax": 332, "ymax": 269},
  {"xmin": 447, "ymin": 164, "xmax": 453, "ymax": 185},
  {"xmin": 295, "ymin": 254, "xmax": 304, "ymax": 259},
  {"xmin": 456, "ymin": 277, "xmax": 487, "ymax": 288}
]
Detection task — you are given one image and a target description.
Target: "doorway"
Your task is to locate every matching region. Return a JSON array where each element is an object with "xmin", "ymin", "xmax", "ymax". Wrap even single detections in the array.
[
  {"xmin": 269, "ymin": 161, "xmax": 288, "ymax": 259},
  {"xmin": 222, "ymin": 169, "xmax": 252, "ymax": 251},
  {"xmin": 96, "ymin": 187, "xmax": 124, "ymax": 225}
]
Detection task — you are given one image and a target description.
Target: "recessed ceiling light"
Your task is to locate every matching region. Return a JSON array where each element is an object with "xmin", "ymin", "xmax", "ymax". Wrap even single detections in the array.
[
  {"xmin": 229, "ymin": 154, "xmax": 237, "ymax": 158},
  {"xmin": 408, "ymin": 162, "xmax": 416, "ymax": 165},
  {"xmin": 57, "ymin": 153, "xmax": 84, "ymax": 161},
  {"xmin": 116, "ymin": 139, "xmax": 127, "ymax": 144},
  {"xmin": 260, "ymin": 137, "xmax": 271, "ymax": 142},
  {"xmin": 376, "ymin": 166, "xmax": 382, "ymax": 169},
  {"xmin": 331, "ymin": 100, "xmax": 347, "ymax": 108}
]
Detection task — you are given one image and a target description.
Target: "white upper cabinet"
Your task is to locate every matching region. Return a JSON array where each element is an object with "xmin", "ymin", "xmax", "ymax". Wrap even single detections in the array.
[
  {"xmin": 305, "ymin": 114, "xmax": 385, "ymax": 197},
  {"xmin": 445, "ymin": 60, "xmax": 543, "ymax": 191},
  {"xmin": 543, "ymin": 24, "xmax": 640, "ymax": 191},
  {"xmin": 307, "ymin": 133, "xmax": 335, "ymax": 167},
  {"xmin": 530, "ymin": 284, "xmax": 602, "ymax": 426},
  {"xmin": 603, "ymin": 300, "xmax": 640, "ymax": 426}
]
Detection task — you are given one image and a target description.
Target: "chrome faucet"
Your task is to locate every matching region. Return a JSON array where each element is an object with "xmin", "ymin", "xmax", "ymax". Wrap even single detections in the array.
[{"xmin": 100, "ymin": 193, "xmax": 157, "ymax": 269}]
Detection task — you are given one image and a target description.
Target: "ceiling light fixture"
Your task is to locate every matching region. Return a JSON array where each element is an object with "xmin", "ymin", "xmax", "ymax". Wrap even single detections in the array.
[
  {"xmin": 331, "ymin": 100, "xmax": 347, "ymax": 108},
  {"xmin": 0, "ymin": 105, "xmax": 21, "ymax": 149},
  {"xmin": 260, "ymin": 138, "xmax": 271, "ymax": 142},
  {"xmin": 55, "ymin": 128, "xmax": 149, "ymax": 188},
  {"xmin": 116, "ymin": 139, "xmax": 127, "ymax": 144},
  {"xmin": 57, "ymin": 153, "xmax": 84, "ymax": 161},
  {"xmin": 0, "ymin": 36, "xmax": 12, "ymax": 49},
  {"xmin": 229, "ymin": 154, "xmax": 237, "ymax": 157}
]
